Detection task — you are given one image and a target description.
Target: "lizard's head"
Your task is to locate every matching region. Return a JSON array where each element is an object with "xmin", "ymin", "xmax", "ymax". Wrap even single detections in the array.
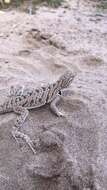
[
  {"xmin": 47, "ymin": 70, "xmax": 76, "ymax": 103},
  {"xmin": 58, "ymin": 70, "xmax": 76, "ymax": 89}
]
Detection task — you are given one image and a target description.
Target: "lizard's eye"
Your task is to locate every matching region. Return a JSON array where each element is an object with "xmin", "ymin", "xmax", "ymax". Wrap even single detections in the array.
[{"xmin": 59, "ymin": 90, "xmax": 61, "ymax": 95}]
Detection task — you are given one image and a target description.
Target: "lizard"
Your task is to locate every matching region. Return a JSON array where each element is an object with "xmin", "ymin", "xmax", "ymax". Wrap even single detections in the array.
[{"xmin": 0, "ymin": 70, "xmax": 75, "ymax": 153}]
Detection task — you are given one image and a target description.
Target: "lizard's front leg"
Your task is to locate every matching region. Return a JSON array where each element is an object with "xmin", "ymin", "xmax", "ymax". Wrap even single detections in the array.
[
  {"xmin": 50, "ymin": 95, "xmax": 64, "ymax": 117},
  {"xmin": 12, "ymin": 106, "xmax": 36, "ymax": 154}
]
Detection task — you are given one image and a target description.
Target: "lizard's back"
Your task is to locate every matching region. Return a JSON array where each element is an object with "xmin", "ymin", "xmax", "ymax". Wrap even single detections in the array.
[
  {"xmin": 0, "ymin": 82, "xmax": 59, "ymax": 113},
  {"xmin": 0, "ymin": 70, "xmax": 75, "ymax": 113}
]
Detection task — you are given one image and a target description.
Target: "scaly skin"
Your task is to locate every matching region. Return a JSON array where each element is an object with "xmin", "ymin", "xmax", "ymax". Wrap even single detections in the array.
[{"xmin": 0, "ymin": 71, "xmax": 75, "ymax": 153}]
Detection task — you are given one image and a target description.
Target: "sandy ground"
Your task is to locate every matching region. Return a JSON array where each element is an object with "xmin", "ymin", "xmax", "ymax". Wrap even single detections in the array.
[{"xmin": 0, "ymin": 0, "xmax": 107, "ymax": 189}]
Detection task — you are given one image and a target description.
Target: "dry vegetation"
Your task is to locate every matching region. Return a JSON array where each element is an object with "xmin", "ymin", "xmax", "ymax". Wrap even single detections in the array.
[
  {"xmin": 97, "ymin": 0, "xmax": 107, "ymax": 10},
  {"xmin": 1, "ymin": 0, "xmax": 64, "ymax": 8}
]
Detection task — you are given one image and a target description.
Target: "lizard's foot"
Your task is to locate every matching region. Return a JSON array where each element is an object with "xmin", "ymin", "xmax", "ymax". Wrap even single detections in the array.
[{"xmin": 12, "ymin": 127, "xmax": 36, "ymax": 154}]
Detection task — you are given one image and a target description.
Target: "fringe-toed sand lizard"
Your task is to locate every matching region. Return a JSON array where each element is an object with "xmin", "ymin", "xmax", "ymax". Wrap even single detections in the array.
[{"xmin": 0, "ymin": 71, "xmax": 75, "ymax": 153}]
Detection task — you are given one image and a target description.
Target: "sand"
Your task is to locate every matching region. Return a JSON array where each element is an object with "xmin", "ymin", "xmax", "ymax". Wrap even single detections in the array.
[{"xmin": 0, "ymin": 0, "xmax": 107, "ymax": 189}]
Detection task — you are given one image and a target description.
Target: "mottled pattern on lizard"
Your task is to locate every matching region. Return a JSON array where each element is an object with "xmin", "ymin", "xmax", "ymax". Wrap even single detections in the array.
[{"xmin": 0, "ymin": 71, "xmax": 75, "ymax": 153}]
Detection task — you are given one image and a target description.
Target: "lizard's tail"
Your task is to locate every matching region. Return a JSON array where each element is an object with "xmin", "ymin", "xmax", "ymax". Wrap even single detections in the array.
[
  {"xmin": 0, "ymin": 103, "xmax": 12, "ymax": 114},
  {"xmin": 0, "ymin": 104, "xmax": 6, "ymax": 114}
]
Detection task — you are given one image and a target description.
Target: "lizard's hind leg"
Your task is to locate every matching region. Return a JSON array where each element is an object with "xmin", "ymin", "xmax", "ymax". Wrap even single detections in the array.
[
  {"xmin": 12, "ymin": 106, "xmax": 36, "ymax": 154},
  {"xmin": 13, "ymin": 106, "xmax": 29, "ymax": 127}
]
